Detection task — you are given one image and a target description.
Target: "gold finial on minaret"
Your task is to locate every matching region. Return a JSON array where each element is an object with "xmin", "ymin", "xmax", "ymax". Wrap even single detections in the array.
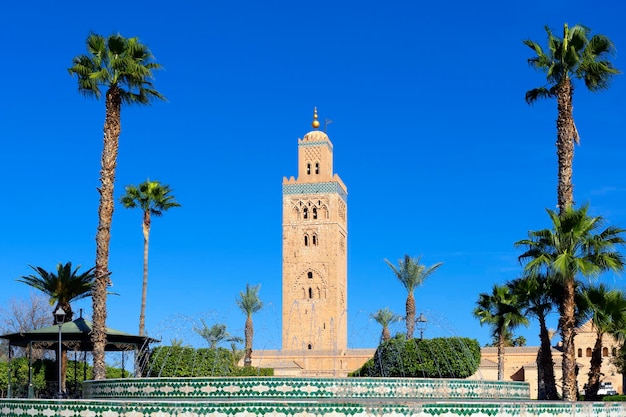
[{"xmin": 312, "ymin": 107, "xmax": 320, "ymax": 129}]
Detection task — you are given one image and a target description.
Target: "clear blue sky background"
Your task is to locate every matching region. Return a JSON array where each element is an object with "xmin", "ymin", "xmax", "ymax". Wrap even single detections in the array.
[{"xmin": 1, "ymin": 1, "xmax": 625, "ymax": 353}]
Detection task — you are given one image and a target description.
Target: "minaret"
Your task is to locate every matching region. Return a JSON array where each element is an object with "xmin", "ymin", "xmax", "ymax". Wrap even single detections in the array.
[{"xmin": 282, "ymin": 109, "xmax": 348, "ymax": 356}]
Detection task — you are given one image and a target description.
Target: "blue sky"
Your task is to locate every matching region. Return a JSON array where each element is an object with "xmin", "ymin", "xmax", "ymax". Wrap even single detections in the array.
[{"xmin": 1, "ymin": 0, "xmax": 625, "ymax": 353}]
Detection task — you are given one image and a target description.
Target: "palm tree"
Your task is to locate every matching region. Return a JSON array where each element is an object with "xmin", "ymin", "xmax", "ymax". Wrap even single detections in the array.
[
  {"xmin": 17, "ymin": 262, "xmax": 95, "ymax": 392},
  {"xmin": 473, "ymin": 284, "xmax": 529, "ymax": 380},
  {"xmin": 120, "ymin": 179, "xmax": 180, "ymax": 336},
  {"xmin": 516, "ymin": 204, "xmax": 625, "ymax": 400},
  {"xmin": 194, "ymin": 321, "xmax": 230, "ymax": 349},
  {"xmin": 236, "ymin": 284, "xmax": 263, "ymax": 366},
  {"xmin": 581, "ymin": 284, "xmax": 626, "ymax": 400},
  {"xmin": 509, "ymin": 274, "xmax": 559, "ymax": 400},
  {"xmin": 69, "ymin": 33, "xmax": 165, "ymax": 380},
  {"xmin": 371, "ymin": 308, "xmax": 402, "ymax": 343},
  {"xmin": 384, "ymin": 255, "xmax": 442, "ymax": 339},
  {"xmin": 524, "ymin": 24, "xmax": 619, "ymax": 213}
]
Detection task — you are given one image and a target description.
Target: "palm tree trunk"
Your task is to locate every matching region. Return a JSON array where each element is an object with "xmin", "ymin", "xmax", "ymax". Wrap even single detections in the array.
[
  {"xmin": 497, "ymin": 332, "xmax": 505, "ymax": 381},
  {"xmin": 139, "ymin": 211, "xmax": 151, "ymax": 336},
  {"xmin": 556, "ymin": 78, "xmax": 575, "ymax": 213},
  {"xmin": 560, "ymin": 278, "xmax": 578, "ymax": 401},
  {"xmin": 92, "ymin": 86, "xmax": 121, "ymax": 380},
  {"xmin": 382, "ymin": 327, "xmax": 390, "ymax": 342},
  {"xmin": 537, "ymin": 315, "xmax": 558, "ymax": 400},
  {"xmin": 244, "ymin": 316, "xmax": 253, "ymax": 366},
  {"xmin": 585, "ymin": 333, "xmax": 604, "ymax": 400},
  {"xmin": 406, "ymin": 292, "xmax": 415, "ymax": 339}
]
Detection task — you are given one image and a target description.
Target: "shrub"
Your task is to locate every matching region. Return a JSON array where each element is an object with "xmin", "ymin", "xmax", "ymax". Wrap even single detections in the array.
[{"xmin": 350, "ymin": 336, "xmax": 480, "ymax": 378}]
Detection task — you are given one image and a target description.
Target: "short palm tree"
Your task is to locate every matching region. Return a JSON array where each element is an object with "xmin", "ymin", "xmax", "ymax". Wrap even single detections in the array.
[
  {"xmin": 581, "ymin": 284, "xmax": 626, "ymax": 400},
  {"xmin": 516, "ymin": 204, "xmax": 625, "ymax": 401},
  {"xmin": 120, "ymin": 179, "xmax": 180, "ymax": 336},
  {"xmin": 384, "ymin": 255, "xmax": 442, "ymax": 339},
  {"xmin": 473, "ymin": 284, "xmax": 529, "ymax": 380},
  {"xmin": 194, "ymin": 321, "xmax": 230, "ymax": 349},
  {"xmin": 17, "ymin": 262, "xmax": 95, "ymax": 392},
  {"xmin": 524, "ymin": 24, "xmax": 619, "ymax": 213},
  {"xmin": 509, "ymin": 274, "xmax": 559, "ymax": 400},
  {"xmin": 69, "ymin": 33, "xmax": 165, "ymax": 380},
  {"xmin": 236, "ymin": 284, "xmax": 263, "ymax": 367},
  {"xmin": 371, "ymin": 308, "xmax": 402, "ymax": 343}
]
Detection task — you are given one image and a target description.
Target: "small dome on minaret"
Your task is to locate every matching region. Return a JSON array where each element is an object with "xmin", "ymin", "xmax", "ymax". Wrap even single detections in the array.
[{"xmin": 312, "ymin": 107, "xmax": 320, "ymax": 129}]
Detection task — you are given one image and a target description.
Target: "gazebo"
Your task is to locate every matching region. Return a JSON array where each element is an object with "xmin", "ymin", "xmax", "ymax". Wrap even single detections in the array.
[{"xmin": 0, "ymin": 314, "xmax": 157, "ymax": 397}]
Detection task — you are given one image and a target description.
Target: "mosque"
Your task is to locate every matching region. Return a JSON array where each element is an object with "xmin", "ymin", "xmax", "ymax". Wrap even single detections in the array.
[{"xmin": 248, "ymin": 110, "xmax": 624, "ymax": 398}]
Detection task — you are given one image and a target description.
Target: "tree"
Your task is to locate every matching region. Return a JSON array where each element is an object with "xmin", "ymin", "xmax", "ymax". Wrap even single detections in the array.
[
  {"xmin": 524, "ymin": 24, "xmax": 619, "ymax": 213},
  {"xmin": 384, "ymin": 255, "xmax": 442, "ymax": 339},
  {"xmin": 371, "ymin": 308, "xmax": 402, "ymax": 343},
  {"xmin": 0, "ymin": 293, "xmax": 52, "ymax": 360},
  {"xmin": 16, "ymin": 262, "xmax": 95, "ymax": 392},
  {"xmin": 473, "ymin": 284, "xmax": 529, "ymax": 380},
  {"xmin": 236, "ymin": 284, "xmax": 263, "ymax": 367},
  {"xmin": 120, "ymin": 179, "xmax": 180, "ymax": 336},
  {"xmin": 69, "ymin": 33, "xmax": 165, "ymax": 379},
  {"xmin": 509, "ymin": 274, "xmax": 559, "ymax": 400},
  {"xmin": 194, "ymin": 321, "xmax": 230, "ymax": 349},
  {"xmin": 516, "ymin": 205, "xmax": 625, "ymax": 400},
  {"xmin": 580, "ymin": 284, "xmax": 626, "ymax": 400}
]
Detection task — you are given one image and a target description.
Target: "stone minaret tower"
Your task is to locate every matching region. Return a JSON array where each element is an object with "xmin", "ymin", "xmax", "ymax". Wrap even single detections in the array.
[{"xmin": 282, "ymin": 109, "xmax": 348, "ymax": 356}]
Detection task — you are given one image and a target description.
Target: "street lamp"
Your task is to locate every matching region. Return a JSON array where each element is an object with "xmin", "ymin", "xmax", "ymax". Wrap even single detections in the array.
[
  {"xmin": 54, "ymin": 306, "xmax": 66, "ymax": 399},
  {"xmin": 416, "ymin": 313, "xmax": 427, "ymax": 340}
]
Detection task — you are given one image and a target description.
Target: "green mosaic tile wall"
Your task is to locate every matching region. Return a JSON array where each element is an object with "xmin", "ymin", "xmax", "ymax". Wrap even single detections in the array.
[{"xmin": 83, "ymin": 377, "xmax": 528, "ymax": 400}]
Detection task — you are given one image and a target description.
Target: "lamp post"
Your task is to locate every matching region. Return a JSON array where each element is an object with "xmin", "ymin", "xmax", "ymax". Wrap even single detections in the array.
[
  {"xmin": 416, "ymin": 313, "xmax": 427, "ymax": 340},
  {"xmin": 54, "ymin": 306, "xmax": 66, "ymax": 399}
]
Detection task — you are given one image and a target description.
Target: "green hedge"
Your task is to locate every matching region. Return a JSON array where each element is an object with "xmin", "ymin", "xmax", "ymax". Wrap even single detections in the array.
[
  {"xmin": 350, "ymin": 336, "xmax": 480, "ymax": 378},
  {"xmin": 145, "ymin": 346, "xmax": 273, "ymax": 377}
]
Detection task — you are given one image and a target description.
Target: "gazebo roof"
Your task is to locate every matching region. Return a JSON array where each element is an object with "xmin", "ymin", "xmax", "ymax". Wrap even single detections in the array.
[{"xmin": 0, "ymin": 317, "xmax": 158, "ymax": 352}]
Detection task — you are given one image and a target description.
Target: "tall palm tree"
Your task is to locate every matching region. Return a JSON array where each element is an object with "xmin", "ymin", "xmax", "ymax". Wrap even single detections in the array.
[
  {"xmin": 473, "ymin": 284, "xmax": 529, "ymax": 380},
  {"xmin": 509, "ymin": 274, "xmax": 559, "ymax": 400},
  {"xmin": 524, "ymin": 24, "xmax": 619, "ymax": 213},
  {"xmin": 69, "ymin": 33, "xmax": 165, "ymax": 379},
  {"xmin": 194, "ymin": 321, "xmax": 230, "ymax": 349},
  {"xmin": 516, "ymin": 204, "xmax": 625, "ymax": 400},
  {"xmin": 581, "ymin": 284, "xmax": 626, "ymax": 400},
  {"xmin": 120, "ymin": 179, "xmax": 180, "ymax": 336},
  {"xmin": 384, "ymin": 255, "xmax": 442, "ymax": 339},
  {"xmin": 371, "ymin": 308, "xmax": 402, "ymax": 343},
  {"xmin": 236, "ymin": 284, "xmax": 263, "ymax": 366},
  {"xmin": 17, "ymin": 262, "xmax": 95, "ymax": 392}
]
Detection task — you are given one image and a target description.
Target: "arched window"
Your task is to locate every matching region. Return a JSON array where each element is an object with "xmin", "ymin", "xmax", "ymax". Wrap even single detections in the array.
[
  {"xmin": 586, "ymin": 347, "xmax": 592, "ymax": 357},
  {"xmin": 304, "ymin": 235, "xmax": 309, "ymax": 246},
  {"xmin": 313, "ymin": 208, "xmax": 317, "ymax": 219},
  {"xmin": 603, "ymin": 347, "xmax": 609, "ymax": 357},
  {"xmin": 306, "ymin": 163, "xmax": 311, "ymax": 174},
  {"xmin": 315, "ymin": 163, "xmax": 319, "ymax": 174},
  {"xmin": 308, "ymin": 287, "xmax": 313, "ymax": 299},
  {"xmin": 577, "ymin": 348, "xmax": 583, "ymax": 358},
  {"xmin": 303, "ymin": 208, "xmax": 308, "ymax": 219},
  {"xmin": 307, "ymin": 272, "xmax": 313, "ymax": 279},
  {"xmin": 308, "ymin": 344, "xmax": 312, "ymax": 350},
  {"xmin": 312, "ymin": 235, "xmax": 317, "ymax": 245}
]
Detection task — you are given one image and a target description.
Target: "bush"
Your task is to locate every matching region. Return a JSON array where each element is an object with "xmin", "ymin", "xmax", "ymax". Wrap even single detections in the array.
[
  {"xmin": 350, "ymin": 336, "xmax": 480, "ymax": 378},
  {"xmin": 603, "ymin": 394, "xmax": 626, "ymax": 401}
]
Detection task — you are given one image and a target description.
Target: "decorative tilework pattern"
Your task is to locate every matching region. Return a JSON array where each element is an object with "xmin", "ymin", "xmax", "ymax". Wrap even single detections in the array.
[
  {"xmin": 283, "ymin": 183, "xmax": 347, "ymax": 203},
  {"xmin": 83, "ymin": 378, "xmax": 529, "ymax": 400}
]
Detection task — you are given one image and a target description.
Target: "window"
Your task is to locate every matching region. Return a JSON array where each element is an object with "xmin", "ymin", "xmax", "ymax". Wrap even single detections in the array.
[
  {"xmin": 308, "ymin": 344, "xmax": 312, "ymax": 350},
  {"xmin": 306, "ymin": 163, "xmax": 311, "ymax": 174},
  {"xmin": 313, "ymin": 208, "xmax": 317, "ymax": 219},
  {"xmin": 315, "ymin": 163, "xmax": 319, "ymax": 174},
  {"xmin": 307, "ymin": 272, "xmax": 313, "ymax": 279},
  {"xmin": 304, "ymin": 235, "xmax": 309, "ymax": 246},
  {"xmin": 603, "ymin": 347, "xmax": 609, "ymax": 357},
  {"xmin": 577, "ymin": 348, "xmax": 582, "ymax": 358},
  {"xmin": 303, "ymin": 208, "xmax": 308, "ymax": 219},
  {"xmin": 312, "ymin": 235, "xmax": 317, "ymax": 245},
  {"xmin": 586, "ymin": 347, "xmax": 592, "ymax": 357},
  {"xmin": 308, "ymin": 287, "xmax": 313, "ymax": 299}
]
